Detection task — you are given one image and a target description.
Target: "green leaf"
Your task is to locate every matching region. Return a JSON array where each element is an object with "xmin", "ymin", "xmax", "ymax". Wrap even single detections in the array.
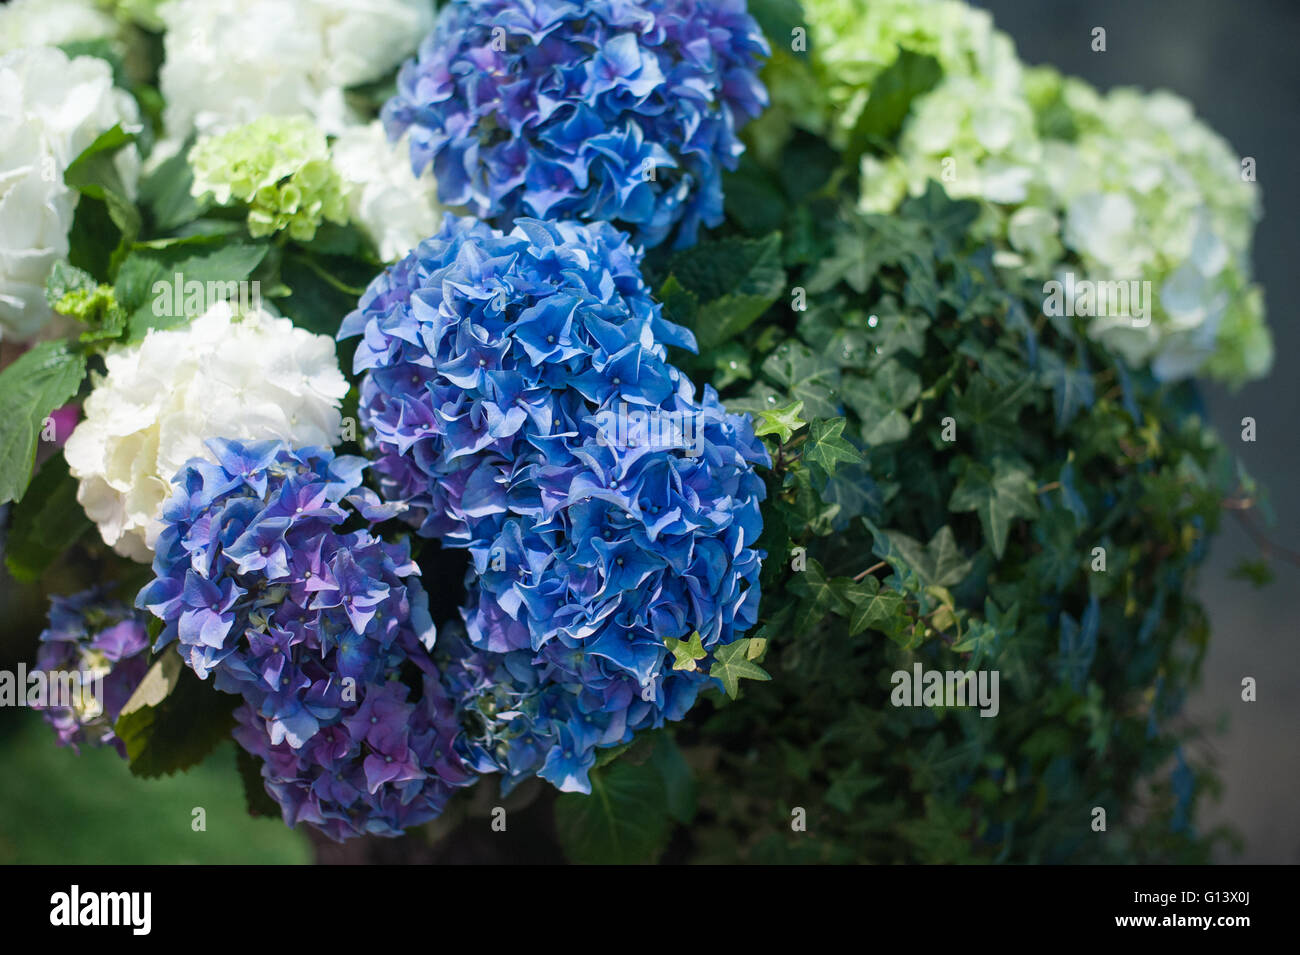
[
  {"xmin": 659, "ymin": 233, "xmax": 785, "ymax": 351},
  {"xmin": 0, "ymin": 342, "xmax": 87, "ymax": 504},
  {"xmin": 846, "ymin": 576, "xmax": 907, "ymax": 639},
  {"xmin": 753, "ymin": 399, "xmax": 806, "ymax": 444},
  {"xmin": 62, "ymin": 124, "xmax": 141, "ymax": 270},
  {"xmin": 665, "ymin": 631, "xmax": 707, "ymax": 671},
  {"xmin": 646, "ymin": 732, "xmax": 696, "ymax": 825},
  {"xmin": 116, "ymin": 241, "xmax": 269, "ymax": 338},
  {"xmin": 138, "ymin": 142, "xmax": 210, "ymax": 231},
  {"xmin": 842, "ymin": 359, "xmax": 921, "ymax": 446},
  {"xmin": 554, "ymin": 758, "xmax": 672, "ymax": 864},
  {"xmin": 2, "ymin": 452, "xmax": 91, "ymax": 580},
  {"xmin": 114, "ymin": 662, "xmax": 237, "ymax": 778},
  {"xmin": 846, "ymin": 50, "xmax": 942, "ymax": 164},
  {"xmin": 804, "ymin": 417, "xmax": 862, "ymax": 479},
  {"xmin": 760, "ymin": 340, "xmax": 841, "ymax": 419},
  {"xmin": 948, "ymin": 458, "xmax": 1040, "ymax": 559},
  {"xmin": 710, "ymin": 638, "xmax": 772, "ymax": 698},
  {"xmin": 236, "ymin": 745, "xmax": 282, "ymax": 819},
  {"xmin": 116, "ymin": 652, "xmax": 184, "ymax": 720},
  {"xmin": 880, "ymin": 525, "xmax": 972, "ymax": 588}
]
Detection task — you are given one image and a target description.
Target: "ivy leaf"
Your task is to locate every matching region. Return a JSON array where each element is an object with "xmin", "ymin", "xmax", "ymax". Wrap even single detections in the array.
[
  {"xmin": 665, "ymin": 631, "xmax": 707, "ymax": 671},
  {"xmin": 710, "ymin": 638, "xmax": 772, "ymax": 698},
  {"xmin": 760, "ymin": 340, "xmax": 841, "ymax": 420},
  {"xmin": 846, "ymin": 576, "xmax": 907, "ymax": 639},
  {"xmin": 660, "ymin": 233, "xmax": 785, "ymax": 351},
  {"xmin": 1057, "ymin": 596, "xmax": 1100, "ymax": 692},
  {"xmin": 881, "ymin": 525, "xmax": 972, "ymax": 589},
  {"xmin": 842, "ymin": 359, "xmax": 921, "ymax": 446},
  {"xmin": 0, "ymin": 341, "xmax": 87, "ymax": 504},
  {"xmin": 1039, "ymin": 350, "xmax": 1095, "ymax": 430},
  {"xmin": 803, "ymin": 417, "xmax": 862, "ymax": 479},
  {"xmin": 948, "ymin": 458, "xmax": 1039, "ymax": 559},
  {"xmin": 753, "ymin": 399, "xmax": 806, "ymax": 444},
  {"xmin": 3, "ymin": 452, "xmax": 90, "ymax": 581}
]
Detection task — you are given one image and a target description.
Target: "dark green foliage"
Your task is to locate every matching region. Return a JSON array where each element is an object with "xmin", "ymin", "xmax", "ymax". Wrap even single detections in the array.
[{"xmin": 677, "ymin": 178, "xmax": 1238, "ymax": 864}]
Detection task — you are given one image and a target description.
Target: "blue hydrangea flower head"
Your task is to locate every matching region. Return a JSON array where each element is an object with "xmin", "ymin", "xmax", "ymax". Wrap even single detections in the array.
[
  {"xmin": 343, "ymin": 213, "xmax": 769, "ymax": 793},
  {"xmin": 31, "ymin": 589, "xmax": 151, "ymax": 757},
  {"xmin": 382, "ymin": 0, "xmax": 770, "ymax": 248},
  {"xmin": 138, "ymin": 438, "xmax": 437, "ymax": 752}
]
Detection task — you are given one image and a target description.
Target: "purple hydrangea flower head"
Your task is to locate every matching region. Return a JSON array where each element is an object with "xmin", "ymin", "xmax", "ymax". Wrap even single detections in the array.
[
  {"xmin": 138, "ymin": 438, "xmax": 437, "ymax": 751},
  {"xmin": 382, "ymin": 0, "xmax": 770, "ymax": 248},
  {"xmin": 31, "ymin": 589, "xmax": 151, "ymax": 757},
  {"xmin": 344, "ymin": 213, "xmax": 769, "ymax": 793},
  {"xmin": 233, "ymin": 663, "xmax": 476, "ymax": 841}
]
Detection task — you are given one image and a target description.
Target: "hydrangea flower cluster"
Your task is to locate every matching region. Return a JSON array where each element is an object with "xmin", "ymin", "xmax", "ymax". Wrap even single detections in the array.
[
  {"xmin": 64, "ymin": 301, "xmax": 348, "ymax": 561},
  {"xmin": 818, "ymin": 0, "xmax": 1270, "ymax": 385},
  {"xmin": 31, "ymin": 589, "xmax": 151, "ymax": 757},
  {"xmin": 138, "ymin": 439, "xmax": 433, "ymax": 751},
  {"xmin": 341, "ymin": 214, "xmax": 768, "ymax": 792},
  {"xmin": 0, "ymin": 0, "xmax": 117, "ymax": 55},
  {"xmin": 0, "ymin": 45, "xmax": 140, "ymax": 340},
  {"xmin": 382, "ymin": 0, "xmax": 770, "ymax": 248},
  {"xmin": 190, "ymin": 116, "xmax": 349, "ymax": 242},
  {"xmin": 331, "ymin": 120, "xmax": 444, "ymax": 263},
  {"xmin": 803, "ymin": 0, "xmax": 1014, "ymax": 142},
  {"xmin": 232, "ymin": 665, "xmax": 476, "ymax": 840},
  {"xmin": 157, "ymin": 0, "xmax": 434, "ymax": 140}
]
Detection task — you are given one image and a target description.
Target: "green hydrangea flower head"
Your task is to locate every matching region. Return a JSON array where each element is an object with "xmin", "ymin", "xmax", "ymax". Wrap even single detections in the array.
[
  {"xmin": 804, "ymin": 0, "xmax": 1019, "ymax": 142},
  {"xmin": 189, "ymin": 115, "xmax": 349, "ymax": 242}
]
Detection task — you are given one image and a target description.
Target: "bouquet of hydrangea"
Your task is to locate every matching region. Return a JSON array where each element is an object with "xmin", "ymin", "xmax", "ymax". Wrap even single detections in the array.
[{"xmin": 0, "ymin": 0, "xmax": 1279, "ymax": 864}]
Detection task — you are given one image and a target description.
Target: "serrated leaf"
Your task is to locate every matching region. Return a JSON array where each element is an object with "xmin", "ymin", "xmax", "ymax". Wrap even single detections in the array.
[
  {"xmin": 665, "ymin": 631, "xmax": 707, "ymax": 671},
  {"xmin": 2, "ymin": 452, "xmax": 91, "ymax": 580},
  {"xmin": 804, "ymin": 416, "xmax": 862, "ymax": 478},
  {"xmin": 0, "ymin": 342, "xmax": 87, "ymax": 504},
  {"xmin": 760, "ymin": 340, "xmax": 841, "ymax": 420},
  {"xmin": 661, "ymin": 233, "xmax": 785, "ymax": 351},
  {"xmin": 948, "ymin": 458, "xmax": 1039, "ymax": 559},
  {"xmin": 710, "ymin": 638, "xmax": 772, "ymax": 698},
  {"xmin": 753, "ymin": 399, "xmax": 805, "ymax": 444},
  {"xmin": 116, "ymin": 651, "xmax": 184, "ymax": 720},
  {"xmin": 847, "ymin": 577, "xmax": 907, "ymax": 638},
  {"xmin": 113, "ymin": 663, "xmax": 236, "ymax": 778},
  {"xmin": 554, "ymin": 758, "xmax": 671, "ymax": 864},
  {"xmin": 116, "ymin": 241, "xmax": 269, "ymax": 338}
]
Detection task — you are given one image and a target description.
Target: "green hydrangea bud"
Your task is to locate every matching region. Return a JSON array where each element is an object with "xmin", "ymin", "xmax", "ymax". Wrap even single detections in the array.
[{"xmin": 189, "ymin": 116, "xmax": 349, "ymax": 242}]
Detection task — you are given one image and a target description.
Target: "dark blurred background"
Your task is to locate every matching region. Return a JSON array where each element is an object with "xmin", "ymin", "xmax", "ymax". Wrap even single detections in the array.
[
  {"xmin": 979, "ymin": 0, "xmax": 1300, "ymax": 863},
  {"xmin": 0, "ymin": 0, "xmax": 1294, "ymax": 864}
]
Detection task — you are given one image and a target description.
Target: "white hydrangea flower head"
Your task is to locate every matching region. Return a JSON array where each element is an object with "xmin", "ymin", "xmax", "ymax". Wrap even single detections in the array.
[
  {"xmin": 0, "ymin": 46, "xmax": 140, "ymax": 340},
  {"xmin": 157, "ymin": 0, "xmax": 434, "ymax": 140},
  {"xmin": 331, "ymin": 121, "xmax": 442, "ymax": 262},
  {"xmin": 64, "ymin": 302, "xmax": 350, "ymax": 561},
  {"xmin": 845, "ymin": 10, "xmax": 1270, "ymax": 385},
  {"xmin": 0, "ymin": 0, "xmax": 117, "ymax": 55}
]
